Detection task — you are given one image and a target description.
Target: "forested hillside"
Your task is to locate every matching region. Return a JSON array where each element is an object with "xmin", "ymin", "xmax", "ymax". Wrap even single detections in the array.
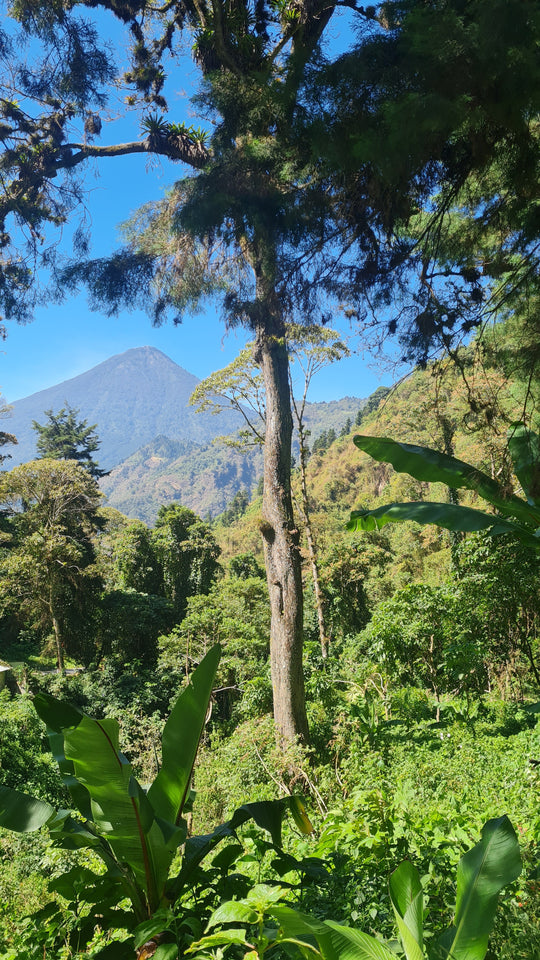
[
  {"xmin": 1, "ymin": 320, "xmax": 540, "ymax": 959},
  {"xmin": 101, "ymin": 396, "xmax": 363, "ymax": 521},
  {"xmin": 1, "ymin": 0, "xmax": 540, "ymax": 956},
  {"xmin": 100, "ymin": 435, "xmax": 263, "ymax": 522}
]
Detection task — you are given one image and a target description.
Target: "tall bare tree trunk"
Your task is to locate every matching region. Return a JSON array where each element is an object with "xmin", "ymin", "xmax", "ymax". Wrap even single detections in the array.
[
  {"xmin": 294, "ymin": 400, "xmax": 328, "ymax": 659},
  {"xmin": 49, "ymin": 581, "xmax": 65, "ymax": 672},
  {"xmin": 254, "ymin": 292, "xmax": 308, "ymax": 745}
]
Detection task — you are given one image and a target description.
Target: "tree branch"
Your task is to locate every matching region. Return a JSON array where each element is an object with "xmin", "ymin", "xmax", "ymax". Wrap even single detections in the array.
[{"xmin": 59, "ymin": 135, "xmax": 209, "ymax": 172}]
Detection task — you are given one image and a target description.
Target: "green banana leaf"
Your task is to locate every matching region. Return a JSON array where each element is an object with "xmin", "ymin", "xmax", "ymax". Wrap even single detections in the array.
[
  {"xmin": 0, "ymin": 784, "xmax": 54, "ymax": 832},
  {"xmin": 270, "ymin": 905, "xmax": 337, "ymax": 960},
  {"xmin": 389, "ymin": 861, "xmax": 424, "ymax": 960},
  {"xmin": 33, "ymin": 693, "xmax": 93, "ymax": 820},
  {"xmin": 63, "ymin": 712, "xmax": 169, "ymax": 909},
  {"xmin": 147, "ymin": 644, "xmax": 221, "ymax": 827},
  {"xmin": 45, "ymin": 809, "xmax": 116, "ymax": 855},
  {"xmin": 431, "ymin": 816, "xmax": 521, "ymax": 960},
  {"xmin": 31, "ymin": 647, "xmax": 221, "ymax": 914},
  {"xmin": 324, "ymin": 921, "xmax": 397, "ymax": 960},
  {"xmin": 352, "ymin": 435, "xmax": 540, "ymax": 527},
  {"xmin": 347, "ymin": 501, "xmax": 540, "ymax": 550},
  {"xmin": 33, "ymin": 693, "xmax": 83, "ymax": 731},
  {"xmin": 507, "ymin": 424, "xmax": 540, "ymax": 506}
]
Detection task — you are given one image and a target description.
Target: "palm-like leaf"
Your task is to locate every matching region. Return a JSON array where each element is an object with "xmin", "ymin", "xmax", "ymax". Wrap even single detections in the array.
[
  {"xmin": 507, "ymin": 424, "xmax": 540, "ymax": 506},
  {"xmin": 352, "ymin": 435, "xmax": 540, "ymax": 526},
  {"xmin": 431, "ymin": 816, "xmax": 521, "ymax": 960},
  {"xmin": 389, "ymin": 861, "xmax": 424, "ymax": 960},
  {"xmin": 10, "ymin": 648, "xmax": 222, "ymax": 919},
  {"xmin": 147, "ymin": 643, "xmax": 220, "ymax": 827},
  {"xmin": 324, "ymin": 921, "xmax": 397, "ymax": 960},
  {"xmin": 348, "ymin": 432, "xmax": 540, "ymax": 550},
  {"xmin": 347, "ymin": 501, "xmax": 540, "ymax": 550},
  {"xmin": 0, "ymin": 784, "xmax": 54, "ymax": 832},
  {"xmin": 63, "ymin": 713, "xmax": 168, "ymax": 910}
]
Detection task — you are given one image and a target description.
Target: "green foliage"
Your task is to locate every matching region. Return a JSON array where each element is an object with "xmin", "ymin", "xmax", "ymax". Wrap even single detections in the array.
[
  {"xmin": 0, "ymin": 649, "xmax": 317, "ymax": 957},
  {"xmin": 159, "ymin": 574, "xmax": 270, "ymax": 721},
  {"xmin": 32, "ymin": 403, "xmax": 106, "ymax": 478},
  {"xmin": 315, "ymin": 0, "xmax": 540, "ymax": 365},
  {"xmin": 454, "ymin": 534, "xmax": 540, "ymax": 687},
  {"xmin": 97, "ymin": 589, "xmax": 175, "ymax": 665},
  {"xmin": 220, "ymin": 490, "xmax": 251, "ymax": 526},
  {"xmin": 362, "ymin": 583, "xmax": 485, "ymax": 703},
  {"xmin": 0, "ymin": 650, "xmax": 222, "ymax": 927},
  {"xmin": 228, "ymin": 552, "xmax": 265, "ymax": 579},
  {"xmin": 0, "ymin": 693, "xmax": 64, "ymax": 805},
  {"xmin": 188, "ymin": 819, "xmax": 521, "ymax": 960},
  {"xmin": 189, "ymin": 345, "xmax": 265, "ymax": 448},
  {"xmin": 113, "ymin": 519, "xmax": 164, "ymax": 595},
  {"xmin": 153, "ymin": 504, "xmax": 221, "ymax": 618},
  {"xmin": 0, "ymin": 397, "xmax": 17, "ymax": 466},
  {"xmin": 0, "ymin": 459, "xmax": 103, "ymax": 668},
  {"xmin": 318, "ymin": 539, "xmax": 391, "ymax": 641},
  {"xmin": 348, "ymin": 426, "xmax": 540, "ymax": 552}
]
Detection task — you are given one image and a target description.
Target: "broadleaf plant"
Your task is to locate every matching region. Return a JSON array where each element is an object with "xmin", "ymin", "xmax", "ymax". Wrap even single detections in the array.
[
  {"xmin": 186, "ymin": 818, "xmax": 521, "ymax": 960},
  {"xmin": 0, "ymin": 645, "xmax": 313, "ymax": 956},
  {"xmin": 347, "ymin": 424, "xmax": 540, "ymax": 551}
]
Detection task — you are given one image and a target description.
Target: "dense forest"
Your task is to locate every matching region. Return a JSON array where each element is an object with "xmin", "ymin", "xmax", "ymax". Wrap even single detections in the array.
[
  {"xmin": 1, "ymin": 316, "xmax": 540, "ymax": 959},
  {"xmin": 2, "ymin": 0, "xmax": 540, "ymax": 957}
]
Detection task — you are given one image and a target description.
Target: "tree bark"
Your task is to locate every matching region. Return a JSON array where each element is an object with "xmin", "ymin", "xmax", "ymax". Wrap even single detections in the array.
[
  {"xmin": 293, "ymin": 391, "xmax": 328, "ymax": 659},
  {"xmin": 254, "ymin": 292, "xmax": 308, "ymax": 745},
  {"xmin": 49, "ymin": 581, "xmax": 65, "ymax": 672}
]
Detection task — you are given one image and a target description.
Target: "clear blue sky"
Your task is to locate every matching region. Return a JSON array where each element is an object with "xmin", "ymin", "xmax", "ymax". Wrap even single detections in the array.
[{"xmin": 1, "ymin": 9, "xmax": 401, "ymax": 406}]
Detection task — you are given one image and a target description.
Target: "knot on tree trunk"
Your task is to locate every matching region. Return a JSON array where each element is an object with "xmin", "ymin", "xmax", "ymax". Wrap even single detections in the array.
[{"xmin": 259, "ymin": 519, "xmax": 275, "ymax": 542}]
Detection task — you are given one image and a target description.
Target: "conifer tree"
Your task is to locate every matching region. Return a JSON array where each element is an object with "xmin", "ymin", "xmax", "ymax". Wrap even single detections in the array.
[
  {"xmin": 33, "ymin": 405, "xmax": 106, "ymax": 478},
  {"xmin": 0, "ymin": 397, "xmax": 17, "ymax": 466}
]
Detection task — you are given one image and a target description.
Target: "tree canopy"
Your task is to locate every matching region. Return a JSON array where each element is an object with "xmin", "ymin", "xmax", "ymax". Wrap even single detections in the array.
[
  {"xmin": 0, "ymin": 458, "xmax": 103, "ymax": 669},
  {"xmin": 33, "ymin": 404, "xmax": 106, "ymax": 477},
  {"xmin": 2, "ymin": 0, "xmax": 539, "ymax": 741}
]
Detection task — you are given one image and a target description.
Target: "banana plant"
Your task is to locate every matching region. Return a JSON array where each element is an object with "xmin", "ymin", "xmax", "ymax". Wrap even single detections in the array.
[
  {"xmin": 347, "ymin": 424, "xmax": 540, "ymax": 552},
  {"xmin": 325, "ymin": 816, "xmax": 521, "ymax": 960},
  {"xmin": 187, "ymin": 817, "xmax": 521, "ymax": 960},
  {"xmin": 0, "ymin": 645, "xmax": 312, "ymax": 957}
]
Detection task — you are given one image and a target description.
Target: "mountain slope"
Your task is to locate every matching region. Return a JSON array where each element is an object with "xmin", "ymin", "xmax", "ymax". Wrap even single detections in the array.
[
  {"xmin": 99, "ymin": 396, "xmax": 365, "ymax": 521},
  {"xmin": 100, "ymin": 436, "xmax": 263, "ymax": 523},
  {"xmin": 5, "ymin": 346, "xmax": 366, "ymax": 520},
  {"xmin": 6, "ymin": 347, "xmax": 244, "ymax": 469}
]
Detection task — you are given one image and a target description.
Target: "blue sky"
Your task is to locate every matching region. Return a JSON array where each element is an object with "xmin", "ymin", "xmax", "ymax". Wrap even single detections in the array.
[{"xmin": 1, "ymin": 9, "xmax": 400, "ymax": 406}]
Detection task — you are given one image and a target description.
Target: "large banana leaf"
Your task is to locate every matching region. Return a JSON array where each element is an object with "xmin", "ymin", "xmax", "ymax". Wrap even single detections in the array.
[
  {"xmin": 63, "ymin": 712, "xmax": 169, "ymax": 910},
  {"xmin": 431, "ymin": 816, "xmax": 521, "ymax": 960},
  {"xmin": 347, "ymin": 502, "xmax": 540, "ymax": 550},
  {"xmin": 147, "ymin": 644, "xmax": 221, "ymax": 827},
  {"xmin": 352, "ymin": 435, "xmax": 540, "ymax": 527},
  {"xmin": 1, "ymin": 650, "xmax": 222, "ymax": 920},
  {"xmin": 271, "ymin": 905, "xmax": 338, "ymax": 960},
  {"xmin": 389, "ymin": 861, "xmax": 424, "ymax": 960},
  {"xmin": 0, "ymin": 784, "xmax": 54, "ymax": 832},
  {"xmin": 33, "ymin": 693, "xmax": 93, "ymax": 820}
]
